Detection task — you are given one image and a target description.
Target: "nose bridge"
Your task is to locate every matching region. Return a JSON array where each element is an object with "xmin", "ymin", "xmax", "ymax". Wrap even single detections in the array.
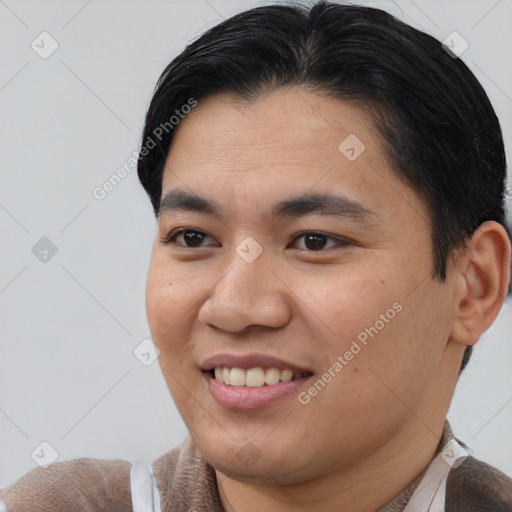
[
  {"xmin": 210, "ymin": 235, "xmax": 267, "ymax": 291},
  {"xmin": 198, "ymin": 236, "xmax": 292, "ymax": 332}
]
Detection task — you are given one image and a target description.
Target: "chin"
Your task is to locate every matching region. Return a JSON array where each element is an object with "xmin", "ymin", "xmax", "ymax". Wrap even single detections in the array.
[{"xmin": 193, "ymin": 432, "xmax": 315, "ymax": 485}]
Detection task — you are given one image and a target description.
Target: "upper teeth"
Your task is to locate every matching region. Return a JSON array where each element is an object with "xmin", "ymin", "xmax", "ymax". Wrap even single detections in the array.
[{"xmin": 214, "ymin": 367, "xmax": 300, "ymax": 387}]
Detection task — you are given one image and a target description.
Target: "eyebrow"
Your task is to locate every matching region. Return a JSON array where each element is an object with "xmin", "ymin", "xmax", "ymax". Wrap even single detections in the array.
[{"xmin": 158, "ymin": 189, "xmax": 378, "ymax": 222}]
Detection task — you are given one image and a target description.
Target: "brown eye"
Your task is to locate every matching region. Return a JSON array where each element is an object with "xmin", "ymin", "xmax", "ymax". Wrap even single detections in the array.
[
  {"xmin": 304, "ymin": 234, "xmax": 328, "ymax": 250},
  {"xmin": 290, "ymin": 232, "xmax": 349, "ymax": 251},
  {"xmin": 161, "ymin": 229, "xmax": 217, "ymax": 248}
]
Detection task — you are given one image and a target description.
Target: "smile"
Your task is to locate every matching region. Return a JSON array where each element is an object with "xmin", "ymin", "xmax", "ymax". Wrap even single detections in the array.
[
  {"xmin": 201, "ymin": 353, "xmax": 314, "ymax": 409},
  {"xmin": 212, "ymin": 366, "xmax": 311, "ymax": 387}
]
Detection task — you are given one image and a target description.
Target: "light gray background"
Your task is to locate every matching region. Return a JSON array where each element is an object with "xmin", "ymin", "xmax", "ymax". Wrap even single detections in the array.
[{"xmin": 1, "ymin": 0, "xmax": 511, "ymax": 487}]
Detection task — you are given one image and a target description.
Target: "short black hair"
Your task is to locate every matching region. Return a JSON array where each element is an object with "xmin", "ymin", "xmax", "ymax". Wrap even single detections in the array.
[{"xmin": 137, "ymin": 1, "xmax": 511, "ymax": 372}]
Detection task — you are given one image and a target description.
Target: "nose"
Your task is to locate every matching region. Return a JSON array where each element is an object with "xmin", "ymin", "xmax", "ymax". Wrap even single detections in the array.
[{"xmin": 197, "ymin": 247, "xmax": 293, "ymax": 333}]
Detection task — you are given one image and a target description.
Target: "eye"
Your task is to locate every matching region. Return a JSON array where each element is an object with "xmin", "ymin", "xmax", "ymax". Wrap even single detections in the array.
[
  {"xmin": 289, "ymin": 232, "xmax": 349, "ymax": 251},
  {"xmin": 160, "ymin": 229, "xmax": 349, "ymax": 251},
  {"xmin": 160, "ymin": 228, "xmax": 219, "ymax": 248}
]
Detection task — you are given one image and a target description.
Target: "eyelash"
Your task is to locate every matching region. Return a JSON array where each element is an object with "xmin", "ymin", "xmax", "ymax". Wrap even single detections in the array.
[{"xmin": 159, "ymin": 228, "xmax": 350, "ymax": 251}]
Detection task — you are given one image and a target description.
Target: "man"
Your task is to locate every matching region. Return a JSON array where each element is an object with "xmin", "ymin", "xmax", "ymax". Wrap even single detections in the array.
[{"xmin": 1, "ymin": 1, "xmax": 511, "ymax": 510}]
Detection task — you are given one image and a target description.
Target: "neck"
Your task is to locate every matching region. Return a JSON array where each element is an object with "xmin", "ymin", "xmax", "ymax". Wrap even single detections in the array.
[{"xmin": 216, "ymin": 418, "xmax": 447, "ymax": 512}]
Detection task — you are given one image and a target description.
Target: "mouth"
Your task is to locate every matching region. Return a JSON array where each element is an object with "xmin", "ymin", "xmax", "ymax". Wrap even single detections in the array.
[
  {"xmin": 200, "ymin": 353, "xmax": 314, "ymax": 409},
  {"xmin": 208, "ymin": 366, "xmax": 312, "ymax": 387}
]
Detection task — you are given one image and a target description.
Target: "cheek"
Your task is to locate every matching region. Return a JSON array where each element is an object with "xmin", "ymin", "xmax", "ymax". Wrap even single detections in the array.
[
  {"xmin": 295, "ymin": 254, "xmax": 441, "ymax": 382},
  {"xmin": 290, "ymin": 262, "xmax": 393, "ymax": 348},
  {"xmin": 145, "ymin": 258, "xmax": 197, "ymax": 347},
  {"xmin": 145, "ymin": 260, "xmax": 201, "ymax": 406},
  {"xmin": 145, "ymin": 266, "xmax": 174, "ymax": 341}
]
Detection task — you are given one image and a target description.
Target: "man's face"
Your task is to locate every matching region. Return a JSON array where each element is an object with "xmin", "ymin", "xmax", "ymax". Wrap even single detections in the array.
[{"xmin": 146, "ymin": 88, "xmax": 458, "ymax": 483}]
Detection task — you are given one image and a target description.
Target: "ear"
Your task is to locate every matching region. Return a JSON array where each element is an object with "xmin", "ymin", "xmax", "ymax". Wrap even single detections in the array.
[{"xmin": 449, "ymin": 221, "xmax": 511, "ymax": 347}]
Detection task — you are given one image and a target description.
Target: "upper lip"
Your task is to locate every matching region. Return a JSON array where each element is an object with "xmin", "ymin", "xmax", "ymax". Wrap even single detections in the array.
[{"xmin": 200, "ymin": 353, "xmax": 313, "ymax": 374}]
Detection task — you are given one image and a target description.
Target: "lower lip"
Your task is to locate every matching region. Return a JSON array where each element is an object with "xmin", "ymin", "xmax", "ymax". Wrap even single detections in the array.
[{"xmin": 204, "ymin": 371, "xmax": 312, "ymax": 410}]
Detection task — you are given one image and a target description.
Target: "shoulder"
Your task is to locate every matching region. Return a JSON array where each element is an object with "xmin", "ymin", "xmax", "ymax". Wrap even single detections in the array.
[
  {"xmin": 447, "ymin": 456, "xmax": 512, "ymax": 511},
  {"xmin": 0, "ymin": 439, "xmax": 213, "ymax": 512},
  {"xmin": 152, "ymin": 438, "xmax": 224, "ymax": 511},
  {"xmin": 152, "ymin": 444, "xmax": 182, "ymax": 487},
  {"xmin": 0, "ymin": 457, "xmax": 132, "ymax": 512}
]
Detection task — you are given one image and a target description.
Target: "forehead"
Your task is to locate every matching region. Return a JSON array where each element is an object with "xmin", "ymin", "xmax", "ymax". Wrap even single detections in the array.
[
  {"xmin": 166, "ymin": 88, "xmax": 379, "ymax": 170},
  {"xmin": 161, "ymin": 88, "xmax": 425, "ymax": 225}
]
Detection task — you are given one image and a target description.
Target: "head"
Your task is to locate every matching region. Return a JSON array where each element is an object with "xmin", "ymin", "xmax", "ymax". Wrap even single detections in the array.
[{"xmin": 138, "ymin": 1, "xmax": 511, "ymax": 486}]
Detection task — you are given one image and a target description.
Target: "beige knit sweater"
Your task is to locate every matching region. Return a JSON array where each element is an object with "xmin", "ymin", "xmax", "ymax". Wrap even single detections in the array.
[{"xmin": 1, "ymin": 422, "xmax": 512, "ymax": 511}]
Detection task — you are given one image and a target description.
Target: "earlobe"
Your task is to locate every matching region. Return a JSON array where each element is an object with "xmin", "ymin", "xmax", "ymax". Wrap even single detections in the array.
[{"xmin": 449, "ymin": 221, "xmax": 511, "ymax": 347}]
